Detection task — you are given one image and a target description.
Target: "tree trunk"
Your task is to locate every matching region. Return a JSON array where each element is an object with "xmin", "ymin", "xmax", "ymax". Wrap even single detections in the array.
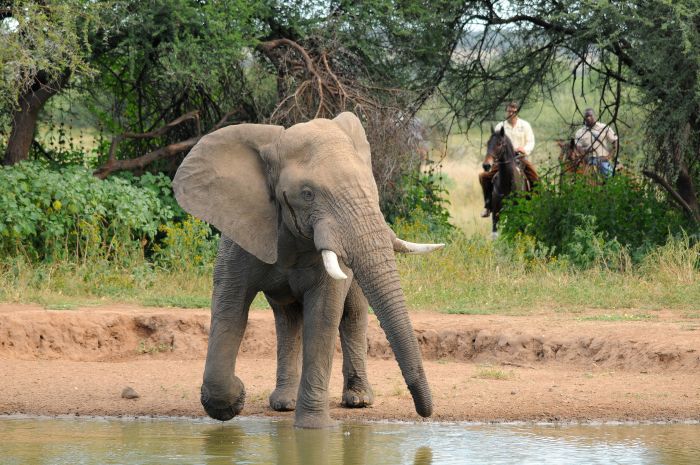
[
  {"xmin": 2, "ymin": 70, "xmax": 70, "ymax": 166},
  {"xmin": 677, "ymin": 162, "xmax": 700, "ymax": 221}
]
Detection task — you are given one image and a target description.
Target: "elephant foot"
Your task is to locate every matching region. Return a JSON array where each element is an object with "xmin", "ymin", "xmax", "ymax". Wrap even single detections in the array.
[
  {"xmin": 269, "ymin": 387, "xmax": 297, "ymax": 412},
  {"xmin": 201, "ymin": 376, "xmax": 245, "ymax": 421},
  {"xmin": 341, "ymin": 385, "xmax": 374, "ymax": 408}
]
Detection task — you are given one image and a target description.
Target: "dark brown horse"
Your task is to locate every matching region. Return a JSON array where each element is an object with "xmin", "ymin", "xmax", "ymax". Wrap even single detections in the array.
[{"xmin": 486, "ymin": 126, "xmax": 530, "ymax": 237}]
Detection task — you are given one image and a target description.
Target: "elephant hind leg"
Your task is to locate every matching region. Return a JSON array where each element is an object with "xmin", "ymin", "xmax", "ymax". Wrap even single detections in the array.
[
  {"xmin": 340, "ymin": 281, "xmax": 374, "ymax": 409},
  {"xmin": 267, "ymin": 297, "xmax": 303, "ymax": 412}
]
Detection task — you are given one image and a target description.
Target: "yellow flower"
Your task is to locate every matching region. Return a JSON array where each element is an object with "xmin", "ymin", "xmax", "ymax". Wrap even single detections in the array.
[{"xmin": 52, "ymin": 200, "xmax": 62, "ymax": 210}]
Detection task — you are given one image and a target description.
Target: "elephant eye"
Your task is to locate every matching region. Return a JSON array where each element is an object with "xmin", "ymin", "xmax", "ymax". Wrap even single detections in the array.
[{"xmin": 301, "ymin": 188, "xmax": 315, "ymax": 201}]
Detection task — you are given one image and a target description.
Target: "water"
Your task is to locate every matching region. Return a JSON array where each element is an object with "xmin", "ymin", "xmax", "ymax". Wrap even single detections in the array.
[{"xmin": 0, "ymin": 417, "xmax": 698, "ymax": 465}]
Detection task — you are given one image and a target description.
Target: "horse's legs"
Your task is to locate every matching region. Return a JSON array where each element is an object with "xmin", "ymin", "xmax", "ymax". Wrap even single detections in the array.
[
  {"xmin": 478, "ymin": 172, "xmax": 492, "ymax": 211},
  {"xmin": 491, "ymin": 191, "xmax": 501, "ymax": 238},
  {"xmin": 479, "ymin": 165, "xmax": 499, "ymax": 212}
]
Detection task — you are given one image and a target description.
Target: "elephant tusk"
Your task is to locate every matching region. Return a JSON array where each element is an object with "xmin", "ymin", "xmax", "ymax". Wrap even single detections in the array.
[
  {"xmin": 321, "ymin": 250, "xmax": 348, "ymax": 280},
  {"xmin": 392, "ymin": 238, "xmax": 445, "ymax": 254}
]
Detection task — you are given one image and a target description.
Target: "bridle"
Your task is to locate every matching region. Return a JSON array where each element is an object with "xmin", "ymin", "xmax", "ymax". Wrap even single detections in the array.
[{"xmin": 488, "ymin": 136, "xmax": 521, "ymax": 165}]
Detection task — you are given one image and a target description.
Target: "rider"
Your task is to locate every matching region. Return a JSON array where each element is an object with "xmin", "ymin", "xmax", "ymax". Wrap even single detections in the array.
[
  {"xmin": 573, "ymin": 108, "xmax": 618, "ymax": 177},
  {"xmin": 479, "ymin": 101, "xmax": 539, "ymax": 218}
]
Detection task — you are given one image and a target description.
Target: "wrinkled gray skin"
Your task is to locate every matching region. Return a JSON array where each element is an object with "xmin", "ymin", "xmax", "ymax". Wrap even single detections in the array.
[{"xmin": 173, "ymin": 112, "xmax": 433, "ymax": 428}]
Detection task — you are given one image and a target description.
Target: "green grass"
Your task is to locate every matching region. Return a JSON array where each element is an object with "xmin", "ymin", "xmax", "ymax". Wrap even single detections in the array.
[
  {"xmin": 141, "ymin": 295, "xmax": 211, "ymax": 309},
  {"xmin": 473, "ymin": 365, "xmax": 514, "ymax": 380},
  {"xmin": 395, "ymin": 232, "xmax": 699, "ymax": 315},
  {"xmin": 1, "ymin": 229, "xmax": 698, "ymax": 316},
  {"xmin": 136, "ymin": 339, "xmax": 173, "ymax": 354}
]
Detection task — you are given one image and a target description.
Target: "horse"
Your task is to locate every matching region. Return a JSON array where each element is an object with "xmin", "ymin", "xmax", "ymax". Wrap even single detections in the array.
[
  {"xmin": 557, "ymin": 138, "xmax": 599, "ymax": 184},
  {"xmin": 557, "ymin": 138, "xmax": 621, "ymax": 186},
  {"xmin": 486, "ymin": 126, "xmax": 530, "ymax": 238}
]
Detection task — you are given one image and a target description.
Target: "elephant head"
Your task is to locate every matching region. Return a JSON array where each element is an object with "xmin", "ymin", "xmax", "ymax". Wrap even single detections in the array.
[{"xmin": 173, "ymin": 112, "xmax": 438, "ymax": 419}]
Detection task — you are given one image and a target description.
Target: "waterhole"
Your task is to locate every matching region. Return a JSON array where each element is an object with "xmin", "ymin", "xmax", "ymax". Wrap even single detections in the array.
[{"xmin": 1, "ymin": 417, "xmax": 698, "ymax": 464}]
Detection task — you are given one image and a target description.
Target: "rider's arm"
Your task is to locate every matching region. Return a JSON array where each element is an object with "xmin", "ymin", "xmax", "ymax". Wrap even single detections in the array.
[{"xmin": 522, "ymin": 120, "xmax": 535, "ymax": 155}]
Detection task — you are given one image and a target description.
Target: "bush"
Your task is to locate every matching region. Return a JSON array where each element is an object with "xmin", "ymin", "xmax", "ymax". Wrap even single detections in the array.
[
  {"xmin": 499, "ymin": 175, "xmax": 694, "ymax": 262},
  {"xmin": 386, "ymin": 172, "xmax": 454, "ymax": 241},
  {"xmin": 0, "ymin": 161, "xmax": 174, "ymax": 262},
  {"xmin": 152, "ymin": 216, "xmax": 219, "ymax": 272},
  {"xmin": 116, "ymin": 171, "xmax": 186, "ymax": 222}
]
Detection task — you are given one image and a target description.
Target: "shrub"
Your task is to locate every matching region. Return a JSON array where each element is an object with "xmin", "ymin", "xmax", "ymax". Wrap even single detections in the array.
[
  {"xmin": 116, "ymin": 171, "xmax": 186, "ymax": 222},
  {"xmin": 152, "ymin": 216, "xmax": 219, "ymax": 271},
  {"xmin": 0, "ymin": 161, "xmax": 174, "ymax": 262},
  {"xmin": 499, "ymin": 175, "xmax": 693, "ymax": 263},
  {"xmin": 386, "ymin": 171, "xmax": 454, "ymax": 241}
]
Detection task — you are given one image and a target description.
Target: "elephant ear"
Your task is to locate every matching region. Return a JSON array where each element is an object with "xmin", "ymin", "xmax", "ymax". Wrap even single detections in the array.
[
  {"xmin": 173, "ymin": 124, "xmax": 284, "ymax": 264},
  {"xmin": 333, "ymin": 112, "xmax": 372, "ymax": 166}
]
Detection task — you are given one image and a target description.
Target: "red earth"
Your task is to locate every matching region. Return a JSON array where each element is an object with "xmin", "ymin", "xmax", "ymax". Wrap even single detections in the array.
[{"xmin": 1, "ymin": 303, "xmax": 699, "ymax": 423}]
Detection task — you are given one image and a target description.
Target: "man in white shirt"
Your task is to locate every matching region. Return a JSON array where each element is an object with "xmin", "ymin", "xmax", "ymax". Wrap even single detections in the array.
[
  {"xmin": 574, "ymin": 108, "xmax": 618, "ymax": 177},
  {"xmin": 479, "ymin": 101, "xmax": 539, "ymax": 217}
]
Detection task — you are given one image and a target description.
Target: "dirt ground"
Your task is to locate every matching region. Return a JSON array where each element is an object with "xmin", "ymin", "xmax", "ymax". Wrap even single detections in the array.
[{"xmin": 1, "ymin": 303, "xmax": 699, "ymax": 424}]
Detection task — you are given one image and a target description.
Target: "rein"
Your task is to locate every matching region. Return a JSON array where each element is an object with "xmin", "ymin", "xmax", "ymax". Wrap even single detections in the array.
[{"xmin": 493, "ymin": 151, "xmax": 523, "ymax": 165}]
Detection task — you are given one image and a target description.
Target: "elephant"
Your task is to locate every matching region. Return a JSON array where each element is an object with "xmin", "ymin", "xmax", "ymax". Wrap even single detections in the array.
[{"xmin": 172, "ymin": 112, "xmax": 443, "ymax": 428}]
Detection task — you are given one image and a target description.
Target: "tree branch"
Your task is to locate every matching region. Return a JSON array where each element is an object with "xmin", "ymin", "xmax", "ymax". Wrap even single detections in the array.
[
  {"xmin": 93, "ymin": 111, "xmax": 200, "ymax": 179},
  {"xmin": 642, "ymin": 170, "xmax": 700, "ymax": 223}
]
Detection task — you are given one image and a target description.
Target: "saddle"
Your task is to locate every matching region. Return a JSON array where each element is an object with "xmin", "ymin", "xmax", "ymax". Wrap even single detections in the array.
[{"xmin": 512, "ymin": 156, "xmax": 531, "ymax": 191}]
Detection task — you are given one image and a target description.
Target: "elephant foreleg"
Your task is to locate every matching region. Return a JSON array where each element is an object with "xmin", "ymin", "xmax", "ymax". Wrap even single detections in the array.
[
  {"xmin": 267, "ymin": 297, "xmax": 303, "ymax": 411},
  {"xmin": 339, "ymin": 280, "xmax": 374, "ymax": 408},
  {"xmin": 295, "ymin": 276, "xmax": 350, "ymax": 428},
  {"xmin": 201, "ymin": 238, "xmax": 257, "ymax": 421}
]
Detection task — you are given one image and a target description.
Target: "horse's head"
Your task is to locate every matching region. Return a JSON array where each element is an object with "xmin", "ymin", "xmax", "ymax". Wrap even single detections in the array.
[
  {"xmin": 557, "ymin": 138, "xmax": 580, "ymax": 161},
  {"xmin": 557, "ymin": 138, "xmax": 586, "ymax": 173},
  {"xmin": 486, "ymin": 125, "xmax": 515, "ymax": 163}
]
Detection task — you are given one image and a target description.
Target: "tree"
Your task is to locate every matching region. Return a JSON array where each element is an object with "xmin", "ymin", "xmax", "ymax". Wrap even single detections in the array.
[
  {"xmin": 89, "ymin": 0, "xmax": 466, "ymax": 213},
  {"xmin": 1, "ymin": 0, "xmax": 97, "ymax": 165},
  {"xmin": 2, "ymin": 0, "xmax": 465, "ymax": 218},
  {"xmin": 442, "ymin": 0, "xmax": 700, "ymax": 223},
  {"xmin": 84, "ymin": 0, "xmax": 268, "ymax": 176},
  {"xmin": 255, "ymin": 0, "xmax": 465, "ymax": 212}
]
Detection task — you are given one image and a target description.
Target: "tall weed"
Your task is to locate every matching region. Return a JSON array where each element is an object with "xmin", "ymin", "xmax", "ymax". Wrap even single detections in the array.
[
  {"xmin": 639, "ymin": 233, "xmax": 700, "ymax": 284},
  {"xmin": 152, "ymin": 216, "xmax": 219, "ymax": 272}
]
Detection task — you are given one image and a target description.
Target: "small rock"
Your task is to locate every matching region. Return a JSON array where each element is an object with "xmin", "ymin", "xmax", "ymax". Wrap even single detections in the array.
[
  {"xmin": 121, "ymin": 387, "xmax": 140, "ymax": 399},
  {"xmin": 510, "ymin": 391, "xmax": 517, "ymax": 395}
]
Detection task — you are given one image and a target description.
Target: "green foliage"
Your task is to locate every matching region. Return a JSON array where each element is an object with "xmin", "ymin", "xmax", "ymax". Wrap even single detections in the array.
[
  {"xmin": 0, "ymin": 161, "xmax": 173, "ymax": 261},
  {"xmin": 0, "ymin": 0, "xmax": 100, "ymax": 114},
  {"xmin": 388, "ymin": 172, "xmax": 454, "ymax": 241},
  {"xmin": 88, "ymin": 0, "xmax": 266, "ymax": 142},
  {"xmin": 152, "ymin": 216, "xmax": 219, "ymax": 272},
  {"xmin": 499, "ymin": 176, "xmax": 693, "ymax": 264},
  {"xmin": 559, "ymin": 216, "xmax": 630, "ymax": 270},
  {"xmin": 117, "ymin": 171, "xmax": 185, "ymax": 222}
]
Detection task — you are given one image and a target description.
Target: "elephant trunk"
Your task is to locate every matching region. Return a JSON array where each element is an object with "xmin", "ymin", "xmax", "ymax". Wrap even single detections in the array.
[{"xmin": 350, "ymin": 235, "xmax": 433, "ymax": 418}]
